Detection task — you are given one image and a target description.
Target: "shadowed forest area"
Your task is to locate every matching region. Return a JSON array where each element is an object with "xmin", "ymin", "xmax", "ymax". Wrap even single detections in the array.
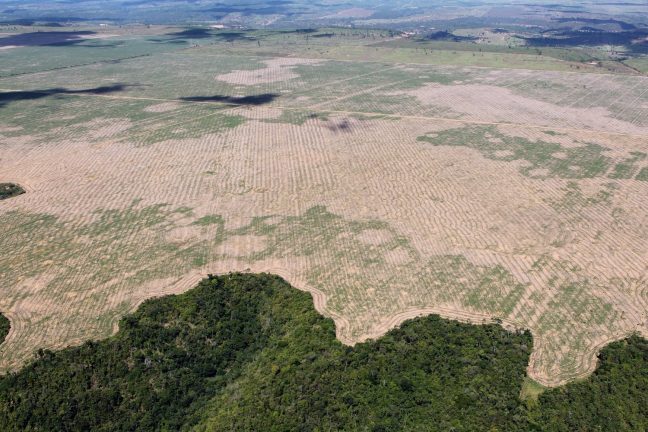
[
  {"xmin": 0, "ymin": 274, "xmax": 645, "ymax": 431},
  {"xmin": 0, "ymin": 315, "xmax": 8, "ymax": 345}
]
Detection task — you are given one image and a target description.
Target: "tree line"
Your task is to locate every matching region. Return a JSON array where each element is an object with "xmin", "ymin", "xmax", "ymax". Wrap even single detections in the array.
[{"xmin": 0, "ymin": 273, "xmax": 645, "ymax": 431}]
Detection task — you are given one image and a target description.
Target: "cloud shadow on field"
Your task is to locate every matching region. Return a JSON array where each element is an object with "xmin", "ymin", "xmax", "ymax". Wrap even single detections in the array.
[
  {"xmin": 0, "ymin": 84, "xmax": 132, "ymax": 108},
  {"xmin": 0, "ymin": 31, "xmax": 113, "ymax": 47},
  {"xmin": 324, "ymin": 118, "xmax": 353, "ymax": 133},
  {"xmin": 524, "ymin": 29, "xmax": 648, "ymax": 54},
  {"xmin": 180, "ymin": 93, "xmax": 279, "ymax": 106},
  {"xmin": 165, "ymin": 28, "xmax": 214, "ymax": 39},
  {"xmin": 154, "ymin": 29, "xmax": 257, "ymax": 44},
  {"xmin": 210, "ymin": 32, "xmax": 258, "ymax": 42}
]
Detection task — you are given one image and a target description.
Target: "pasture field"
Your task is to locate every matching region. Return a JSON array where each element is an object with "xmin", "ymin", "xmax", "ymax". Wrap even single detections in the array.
[{"xmin": 0, "ymin": 27, "xmax": 647, "ymax": 387}]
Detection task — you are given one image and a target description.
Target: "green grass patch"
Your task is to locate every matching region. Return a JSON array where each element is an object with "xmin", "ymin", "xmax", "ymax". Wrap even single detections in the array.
[
  {"xmin": 192, "ymin": 215, "xmax": 224, "ymax": 227},
  {"xmin": 550, "ymin": 181, "xmax": 615, "ymax": 211},
  {"xmin": 263, "ymin": 109, "xmax": 323, "ymax": 125},
  {"xmin": 609, "ymin": 152, "xmax": 646, "ymax": 179},
  {"xmin": 418, "ymin": 125, "xmax": 613, "ymax": 179},
  {"xmin": 636, "ymin": 166, "xmax": 648, "ymax": 181},
  {"xmin": 217, "ymin": 206, "xmax": 532, "ymax": 332},
  {"xmin": 520, "ymin": 377, "xmax": 547, "ymax": 407},
  {"xmin": 128, "ymin": 111, "xmax": 247, "ymax": 147}
]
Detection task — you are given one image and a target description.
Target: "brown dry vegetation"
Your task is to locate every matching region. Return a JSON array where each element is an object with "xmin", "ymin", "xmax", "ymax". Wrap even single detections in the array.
[{"xmin": 0, "ymin": 48, "xmax": 647, "ymax": 388}]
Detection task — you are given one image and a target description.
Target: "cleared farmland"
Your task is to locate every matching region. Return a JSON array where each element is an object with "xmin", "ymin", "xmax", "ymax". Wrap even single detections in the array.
[{"xmin": 0, "ymin": 31, "xmax": 647, "ymax": 387}]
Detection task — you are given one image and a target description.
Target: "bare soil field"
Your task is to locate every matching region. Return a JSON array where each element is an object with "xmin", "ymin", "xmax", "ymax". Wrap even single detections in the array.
[
  {"xmin": 215, "ymin": 58, "xmax": 324, "ymax": 86},
  {"xmin": 0, "ymin": 40, "xmax": 647, "ymax": 387},
  {"xmin": 400, "ymin": 83, "xmax": 648, "ymax": 135}
]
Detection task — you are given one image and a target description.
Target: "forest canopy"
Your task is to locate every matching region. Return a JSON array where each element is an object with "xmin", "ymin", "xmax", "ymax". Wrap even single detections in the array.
[
  {"xmin": 0, "ymin": 314, "xmax": 9, "ymax": 345},
  {"xmin": 0, "ymin": 273, "xmax": 645, "ymax": 431},
  {"xmin": 0, "ymin": 183, "xmax": 25, "ymax": 200}
]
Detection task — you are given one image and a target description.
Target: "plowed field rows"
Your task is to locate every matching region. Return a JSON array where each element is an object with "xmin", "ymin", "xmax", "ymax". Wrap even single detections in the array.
[{"xmin": 1, "ymin": 41, "xmax": 647, "ymax": 387}]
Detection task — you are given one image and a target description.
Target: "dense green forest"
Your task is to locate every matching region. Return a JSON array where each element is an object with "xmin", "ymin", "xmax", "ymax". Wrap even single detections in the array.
[
  {"xmin": 0, "ymin": 313, "xmax": 9, "ymax": 345},
  {"xmin": 0, "ymin": 183, "xmax": 25, "ymax": 200},
  {"xmin": 0, "ymin": 273, "xmax": 645, "ymax": 431}
]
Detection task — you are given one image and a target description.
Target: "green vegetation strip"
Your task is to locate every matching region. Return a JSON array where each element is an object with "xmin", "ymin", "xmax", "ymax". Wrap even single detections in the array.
[
  {"xmin": 0, "ymin": 273, "xmax": 646, "ymax": 431},
  {"xmin": 0, "ymin": 184, "xmax": 25, "ymax": 200},
  {"xmin": 418, "ymin": 126, "xmax": 612, "ymax": 179}
]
